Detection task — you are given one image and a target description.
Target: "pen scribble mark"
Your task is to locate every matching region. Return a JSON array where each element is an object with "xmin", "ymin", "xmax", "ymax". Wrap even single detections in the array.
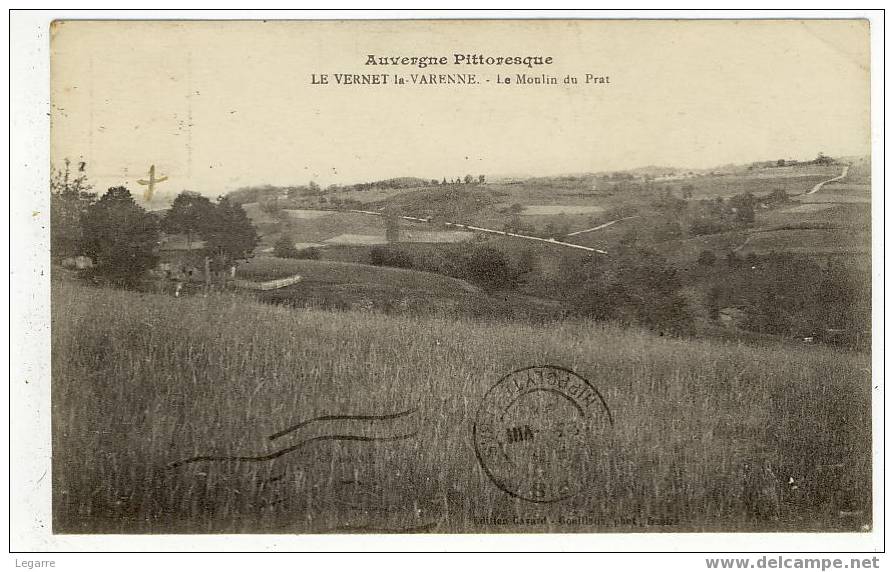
[{"xmin": 268, "ymin": 407, "xmax": 418, "ymax": 441}]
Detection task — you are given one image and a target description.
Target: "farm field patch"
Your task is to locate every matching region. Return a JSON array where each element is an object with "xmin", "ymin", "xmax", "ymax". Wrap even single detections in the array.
[
  {"xmin": 399, "ymin": 230, "xmax": 475, "ymax": 243},
  {"xmin": 739, "ymin": 228, "xmax": 870, "ymax": 256},
  {"xmin": 323, "ymin": 230, "xmax": 476, "ymax": 246},
  {"xmin": 236, "ymin": 258, "xmax": 480, "ymax": 294},
  {"xmin": 794, "ymin": 194, "xmax": 871, "ymax": 204},
  {"xmin": 780, "ymin": 204, "xmax": 836, "ymax": 214},
  {"xmin": 282, "ymin": 209, "xmax": 335, "ymax": 219},
  {"xmin": 818, "ymin": 183, "xmax": 871, "ymax": 193},
  {"xmin": 521, "ymin": 205, "xmax": 606, "ymax": 216},
  {"xmin": 324, "ymin": 233, "xmax": 389, "ymax": 246}
]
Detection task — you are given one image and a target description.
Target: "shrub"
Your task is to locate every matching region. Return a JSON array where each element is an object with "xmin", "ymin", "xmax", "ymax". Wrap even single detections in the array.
[
  {"xmin": 689, "ymin": 218, "xmax": 728, "ymax": 236},
  {"xmin": 466, "ymin": 246, "xmax": 516, "ymax": 292},
  {"xmin": 295, "ymin": 247, "xmax": 321, "ymax": 260},
  {"xmin": 697, "ymin": 250, "xmax": 716, "ymax": 266},
  {"xmin": 369, "ymin": 246, "xmax": 414, "ymax": 269},
  {"xmin": 79, "ymin": 187, "xmax": 159, "ymax": 285},
  {"xmin": 272, "ymin": 235, "xmax": 300, "ymax": 258},
  {"xmin": 572, "ymin": 247, "xmax": 694, "ymax": 335}
]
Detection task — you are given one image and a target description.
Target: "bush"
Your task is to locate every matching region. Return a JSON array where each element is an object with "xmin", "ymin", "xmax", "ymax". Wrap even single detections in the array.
[
  {"xmin": 466, "ymin": 246, "xmax": 516, "ymax": 292},
  {"xmin": 79, "ymin": 187, "xmax": 159, "ymax": 286},
  {"xmin": 651, "ymin": 219, "xmax": 683, "ymax": 242},
  {"xmin": 689, "ymin": 218, "xmax": 728, "ymax": 236},
  {"xmin": 697, "ymin": 250, "xmax": 716, "ymax": 266},
  {"xmin": 272, "ymin": 235, "xmax": 300, "ymax": 258},
  {"xmin": 735, "ymin": 204, "xmax": 755, "ymax": 224},
  {"xmin": 369, "ymin": 246, "xmax": 414, "ymax": 269},
  {"xmin": 572, "ymin": 247, "xmax": 694, "ymax": 335},
  {"xmin": 294, "ymin": 247, "xmax": 321, "ymax": 260}
]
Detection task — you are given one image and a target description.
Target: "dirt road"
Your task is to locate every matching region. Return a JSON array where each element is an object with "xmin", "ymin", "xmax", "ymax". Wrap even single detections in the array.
[{"xmin": 806, "ymin": 165, "xmax": 849, "ymax": 195}]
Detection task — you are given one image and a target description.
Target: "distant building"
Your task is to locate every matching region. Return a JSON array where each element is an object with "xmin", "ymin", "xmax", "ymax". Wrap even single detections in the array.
[
  {"xmin": 156, "ymin": 233, "xmax": 235, "ymax": 286},
  {"xmin": 157, "ymin": 234, "xmax": 206, "ymax": 281}
]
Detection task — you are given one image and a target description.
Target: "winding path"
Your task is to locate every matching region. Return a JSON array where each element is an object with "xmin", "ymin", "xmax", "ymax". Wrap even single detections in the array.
[
  {"xmin": 805, "ymin": 165, "xmax": 849, "ymax": 195},
  {"xmin": 565, "ymin": 216, "xmax": 639, "ymax": 237},
  {"xmin": 732, "ymin": 164, "xmax": 852, "ymax": 252}
]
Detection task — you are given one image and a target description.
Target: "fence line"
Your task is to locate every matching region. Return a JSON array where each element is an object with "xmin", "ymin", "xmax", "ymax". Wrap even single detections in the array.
[
  {"xmin": 232, "ymin": 274, "xmax": 303, "ymax": 291},
  {"xmin": 346, "ymin": 210, "xmax": 608, "ymax": 255}
]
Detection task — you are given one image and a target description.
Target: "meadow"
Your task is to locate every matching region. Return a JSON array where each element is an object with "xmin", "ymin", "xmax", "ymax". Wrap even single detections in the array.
[
  {"xmin": 520, "ymin": 205, "xmax": 606, "ymax": 216},
  {"xmin": 236, "ymin": 258, "xmax": 479, "ymax": 294},
  {"xmin": 52, "ymin": 280, "xmax": 871, "ymax": 534},
  {"xmin": 739, "ymin": 229, "xmax": 871, "ymax": 256}
]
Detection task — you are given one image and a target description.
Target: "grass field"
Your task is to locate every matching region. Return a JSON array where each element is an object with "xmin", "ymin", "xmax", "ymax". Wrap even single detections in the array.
[
  {"xmin": 521, "ymin": 205, "xmax": 607, "ymax": 216},
  {"xmin": 233, "ymin": 257, "xmax": 493, "ymax": 316},
  {"xmin": 52, "ymin": 281, "xmax": 871, "ymax": 533},
  {"xmin": 739, "ymin": 229, "xmax": 871, "ymax": 256},
  {"xmin": 795, "ymin": 195, "xmax": 871, "ymax": 205},
  {"xmin": 322, "ymin": 231, "xmax": 475, "ymax": 246},
  {"xmin": 282, "ymin": 209, "xmax": 335, "ymax": 219},
  {"xmin": 322, "ymin": 233, "xmax": 389, "ymax": 246},
  {"xmin": 780, "ymin": 204, "xmax": 836, "ymax": 214},
  {"xmin": 236, "ymin": 258, "xmax": 477, "ymax": 293}
]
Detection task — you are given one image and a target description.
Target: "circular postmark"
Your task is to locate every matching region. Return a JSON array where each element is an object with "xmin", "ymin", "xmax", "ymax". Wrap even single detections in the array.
[{"xmin": 473, "ymin": 365, "xmax": 613, "ymax": 503}]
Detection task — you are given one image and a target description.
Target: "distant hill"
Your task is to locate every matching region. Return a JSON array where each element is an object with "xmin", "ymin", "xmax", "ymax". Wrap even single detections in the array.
[{"xmin": 226, "ymin": 177, "xmax": 434, "ymax": 205}]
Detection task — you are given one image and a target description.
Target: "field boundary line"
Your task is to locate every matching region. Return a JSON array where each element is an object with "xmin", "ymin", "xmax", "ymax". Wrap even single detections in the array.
[
  {"xmin": 347, "ymin": 209, "xmax": 609, "ymax": 254},
  {"xmin": 565, "ymin": 216, "xmax": 639, "ymax": 237},
  {"xmin": 232, "ymin": 274, "xmax": 303, "ymax": 291}
]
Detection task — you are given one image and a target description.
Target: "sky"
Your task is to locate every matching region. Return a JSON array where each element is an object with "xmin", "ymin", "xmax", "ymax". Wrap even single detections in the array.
[{"xmin": 51, "ymin": 19, "xmax": 870, "ymax": 197}]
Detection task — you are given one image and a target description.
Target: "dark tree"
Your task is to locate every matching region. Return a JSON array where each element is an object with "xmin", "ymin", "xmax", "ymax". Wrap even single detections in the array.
[
  {"xmin": 163, "ymin": 191, "xmax": 216, "ymax": 249},
  {"xmin": 467, "ymin": 246, "xmax": 515, "ymax": 292},
  {"xmin": 619, "ymin": 228, "xmax": 639, "ymax": 246},
  {"xmin": 384, "ymin": 213, "xmax": 400, "ymax": 243},
  {"xmin": 744, "ymin": 253, "xmax": 824, "ymax": 336},
  {"xmin": 736, "ymin": 204, "xmax": 755, "ymax": 224},
  {"xmin": 79, "ymin": 187, "xmax": 159, "ymax": 284},
  {"xmin": 295, "ymin": 246, "xmax": 321, "ymax": 260},
  {"xmin": 726, "ymin": 251, "xmax": 742, "ymax": 268},
  {"xmin": 369, "ymin": 245, "xmax": 413, "ymax": 268},
  {"xmin": 50, "ymin": 159, "xmax": 96, "ymax": 260},
  {"xmin": 478, "ymin": 174, "xmax": 486, "ymax": 184},
  {"xmin": 689, "ymin": 218, "xmax": 728, "ymax": 236},
  {"xmin": 652, "ymin": 219, "xmax": 683, "ymax": 241},
  {"xmin": 204, "ymin": 196, "xmax": 260, "ymax": 269},
  {"xmin": 697, "ymin": 249, "xmax": 716, "ymax": 266},
  {"xmin": 573, "ymin": 247, "xmax": 693, "ymax": 335},
  {"xmin": 707, "ymin": 285, "xmax": 722, "ymax": 320},
  {"xmin": 273, "ymin": 234, "xmax": 300, "ymax": 259}
]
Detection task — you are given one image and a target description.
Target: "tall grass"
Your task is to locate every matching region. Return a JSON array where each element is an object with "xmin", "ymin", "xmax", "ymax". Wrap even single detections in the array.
[{"xmin": 52, "ymin": 281, "xmax": 871, "ymax": 533}]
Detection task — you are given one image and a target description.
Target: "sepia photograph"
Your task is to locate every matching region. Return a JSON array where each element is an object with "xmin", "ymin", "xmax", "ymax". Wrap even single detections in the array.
[{"xmin": 9, "ymin": 10, "xmax": 884, "ymax": 555}]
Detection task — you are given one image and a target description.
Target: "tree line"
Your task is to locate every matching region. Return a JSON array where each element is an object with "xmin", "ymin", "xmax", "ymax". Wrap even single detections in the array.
[{"xmin": 52, "ymin": 161, "xmax": 259, "ymax": 286}]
